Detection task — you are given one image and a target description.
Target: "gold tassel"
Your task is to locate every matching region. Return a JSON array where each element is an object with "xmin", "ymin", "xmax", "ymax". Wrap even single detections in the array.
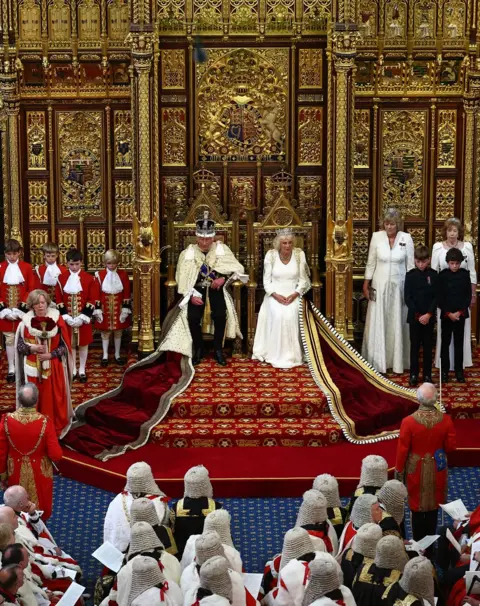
[
  {"xmin": 19, "ymin": 456, "xmax": 39, "ymax": 506},
  {"xmin": 201, "ymin": 285, "xmax": 213, "ymax": 335}
]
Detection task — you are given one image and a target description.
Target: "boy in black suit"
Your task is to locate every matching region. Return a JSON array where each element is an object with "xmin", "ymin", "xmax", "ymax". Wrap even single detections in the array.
[
  {"xmin": 405, "ymin": 245, "xmax": 438, "ymax": 386},
  {"xmin": 437, "ymin": 247, "xmax": 472, "ymax": 383}
]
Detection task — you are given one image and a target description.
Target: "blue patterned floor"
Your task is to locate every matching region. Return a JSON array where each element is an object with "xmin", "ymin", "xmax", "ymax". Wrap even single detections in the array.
[{"xmin": 3, "ymin": 467, "xmax": 478, "ymax": 600}]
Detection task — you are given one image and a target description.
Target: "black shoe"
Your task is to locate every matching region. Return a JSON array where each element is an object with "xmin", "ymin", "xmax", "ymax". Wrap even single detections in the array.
[
  {"xmin": 79, "ymin": 374, "xmax": 87, "ymax": 383},
  {"xmin": 214, "ymin": 349, "xmax": 227, "ymax": 366},
  {"xmin": 441, "ymin": 372, "xmax": 449, "ymax": 383},
  {"xmin": 409, "ymin": 374, "xmax": 418, "ymax": 387},
  {"xmin": 455, "ymin": 372, "xmax": 466, "ymax": 383},
  {"xmin": 101, "ymin": 358, "xmax": 109, "ymax": 367},
  {"xmin": 424, "ymin": 375, "xmax": 432, "ymax": 383},
  {"xmin": 192, "ymin": 349, "xmax": 204, "ymax": 366},
  {"xmin": 6, "ymin": 373, "xmax": 15, "ymax": 384},
  {"xmin": 115, "ymin": 357, "xmax": 126, "ymax": 366}
]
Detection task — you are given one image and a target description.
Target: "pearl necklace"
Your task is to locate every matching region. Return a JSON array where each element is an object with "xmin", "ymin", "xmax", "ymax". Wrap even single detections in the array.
[{"xmin": 280, "ymin": 253, "xmax": 292, "ymax": 262}]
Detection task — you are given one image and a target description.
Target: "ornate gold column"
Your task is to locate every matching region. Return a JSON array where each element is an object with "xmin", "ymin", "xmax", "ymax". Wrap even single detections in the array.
[
  {"xmin": 0, "ymin": 54, "xmax": 22, "ymax": 244},
  {"xmin": 130, "ymin": 6, "xmax": 158, "ymax": 356},
  {"xmin": 325, "ymin": 27, "xmax": 358, "ymax": 340}
]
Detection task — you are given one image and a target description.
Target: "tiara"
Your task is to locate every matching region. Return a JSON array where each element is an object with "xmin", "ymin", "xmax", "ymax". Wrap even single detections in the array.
[{"xmin": 276, "ymin": 227, "xmax": 294, "ymax": 238}]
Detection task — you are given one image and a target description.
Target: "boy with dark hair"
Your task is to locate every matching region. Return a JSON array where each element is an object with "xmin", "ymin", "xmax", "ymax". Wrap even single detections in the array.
[
  {"xmin": 32, "ymin": 241, "xmax": 68, "ymax": 302},
  {"xmin": 437, "ymin": 247, "xmax": 472, "ymax": 383},
  {"xmin": 0, "ymin": 239, "xmax": 34, "ymax": 382},
  {"xmin": 404, "ymin": 245, "xmax": 438, "ymax": 386},
  {"xmin": 55, "ymin": 248, "xmax": 101, "ymax": 382}
]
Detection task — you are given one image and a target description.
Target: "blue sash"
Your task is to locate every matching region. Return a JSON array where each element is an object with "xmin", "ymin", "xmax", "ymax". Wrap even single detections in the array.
[{"xmin": 434, "ymin": 448, "xmax": 447, "ymax": 471}]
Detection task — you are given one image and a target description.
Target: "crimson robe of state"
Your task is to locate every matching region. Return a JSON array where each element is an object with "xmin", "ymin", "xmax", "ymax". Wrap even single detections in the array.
[
  {"xmin": 0, "ymin": 407, "xmax": 63, "ymax": 520},
  {"xmin": 55, "ymin": 271, "xmax": 99, "ymax": 345},
  {"xmin": 395, "ymin": 408, "xmax": 456, "ymax": 511},
  {"xmin": 0, "ymin": 261, "xmax": 34, "ymax": 333},
  {"xmin": 94, "ymin": 269, "xmax": 131, "ymax": 331},
  {"xmin": 33, "ymin": 264, "xmax": 69, "ymax": 302}
]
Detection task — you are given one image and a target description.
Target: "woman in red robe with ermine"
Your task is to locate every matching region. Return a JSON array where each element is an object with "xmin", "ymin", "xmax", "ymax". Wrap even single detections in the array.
[{"xmin": 15, "ymin": 289, "xmax": 74, "ymax": 438}]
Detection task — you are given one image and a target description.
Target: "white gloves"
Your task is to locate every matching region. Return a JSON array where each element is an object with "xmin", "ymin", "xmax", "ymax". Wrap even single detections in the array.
[
  {"xmin": 93, "ymin": 309, "xmax": 103, "ymax": 323},
  {"xmin": 78, "ymin": 313, "xmax": 90, "ymax": 325},
  {"xmin": 11, "ymin": 308, "xmax": 25, "ymax": 320},
  {"xmin": 63, "ymin": 314, "xmax": 74, "ymax": 326},
  {"xmin": 119, "ymin": 308, "xmax": 131, "ymax": 324},
  {"xmin": 70, "ymin": 317, "xmax": 84, "ymax": 328}
]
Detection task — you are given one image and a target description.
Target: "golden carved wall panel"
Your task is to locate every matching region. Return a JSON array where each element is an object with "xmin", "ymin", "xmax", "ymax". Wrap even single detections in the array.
[
  {"xmin": 115, "ymin": 228, "xmax": 134, "ymax": 269},
  {"xmin": 409, "ymin": 227, "xmax": 427, "ymax": 247},
  {"xmin": 115, "ymin": 181, "xmax": 134, "ymax": 221},
  {"xmin": 437, "ymin": 109, "xmax": 457, "ymax": 168},
  {"xmin": 193, "ymin": 0, "xmax": 223, "ymax": 33},
  {"xmin": 354, "ymin": 109, "xmax": 370, "ymax": 168},
  {"xmin": 381, "ymin": 110, "xmax": 427, "ymax": 218},
  {"xmin": 231, "ymin": 177, "xmax": 255, "ymax": 219},
  {"xmin": 161, "ymin": 107, "xmax": 187, "ymax": 166},
  {"xmin": 156, "ymin": 0, "xmax": 185, "ymax": 33},
  {"xmin": 26, "ymin": 111, "xmax": 46, "ymax": 170},
  {"xmin": 414, "ymin": 2, "xmax": 436, "ymax": 43},
  {"xmin": 113, "ymin": 110, "xmax": 132, "ymax": 169},
  {"xmin": 384, "ymin": 0, "xmax": 407, "ymax": 42},
  {"xmin": 352, "ymin": 179, "xmax": 370, "ymax": 220},
  {"xmin": 297, "ymin": 176, "xmax": 322, "ymax": 217},
  {"xmin": 162, "ymin": 176, "xmax": 188, "ymax": 220},
  {"xmin": 108, "ymin": 0, "xmax": 130, "ymax": 41},
  {"xmin": 87, "ymin": 228, "xmax": 106, "ymax": 270},
  {"xmin": 302, "ymin": 0, "xmax": 330, "ymax": 32},
  {"xmin": 436, "ymin": 179, "xmax": 456, "ymax": 220},
  {"xmin": 48, "ymin": 0, "xmax": 72, "ymax": 43},
  {"xmin": 298, "ymin": 107, "xmax": 322, "ymax": 165},
  {"xmin": 19, "ymin": 0, "xmax": 42, "ymax": 45},
  {"xmin": 57, "ymin": 111, "xmax": 104, "ymax": 218},
  {"xmin": 197, "ymin": 48, "xmax": 288, "ymax": 162},
  {"xmin": 265, "ymin": 0, "xmax": 295, "ymax": 33},
  {"xmin": 435, "ymin": 227, "xmax": 443, "ymax": 242},
  {"xmin": 353, "ymin": 227, "xmax": 370, "ymax": 269},
  {"xmin": 358, "ymin": 0, "xmax": 377, "ymax": 41},
  {"xmin": 30, "ymin": 230, "xmax": 49, "ymax": 266},
  {"xmin": 78, "ymin": 0, "xmax": 101, "ymax": 43},
  {"xmin": 161, "ymin": 50, "xmax": 185, "ymax": 89},
  {"xmin": 230, "ymin": 0, "xmax": 258, "ymax": 33},
  {"xmin": 57, "ymin": 229, "xmax": 78, "ymax": 264},
  {"xmin": 443, "ymin": 0, "xmax": 466, "ymax": 42},
  {"xmin": 299, "ymin": 49, "xmax": 323, "ymax": 89},
  {"xmin": 28, "ymin": 181, "xmax": 49, "ymax": 223}
]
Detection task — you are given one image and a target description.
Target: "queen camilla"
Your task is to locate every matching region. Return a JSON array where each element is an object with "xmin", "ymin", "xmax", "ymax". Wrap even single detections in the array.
[{"xmin": 252, "ymin": 228, "xmax": 311, "ymax": 368}]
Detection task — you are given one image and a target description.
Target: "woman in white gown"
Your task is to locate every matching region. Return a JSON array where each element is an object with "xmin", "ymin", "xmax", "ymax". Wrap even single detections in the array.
[
  {"xmin": 362, "ymin": 209, "xmax": 415, "ymax": 374},
  {"xmin": 252, "ymin": 229, "xmax": 311, "ymax": 369},
  {"xmin": 431, "ymin": 217, "xmax": 477, "ymax": 369}
]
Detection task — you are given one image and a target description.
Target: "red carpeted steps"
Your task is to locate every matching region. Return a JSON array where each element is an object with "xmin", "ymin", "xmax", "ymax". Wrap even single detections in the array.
[{"xmin": 150, "ymin": 356, "xmax": 343, "ymax": 447}]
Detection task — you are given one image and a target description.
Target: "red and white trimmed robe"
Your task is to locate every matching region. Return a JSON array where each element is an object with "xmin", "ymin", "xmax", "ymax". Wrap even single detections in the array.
[
  {"xmin": 0, "ymin": 260, "xmax": 34, "ymax": 333},
  {"xmin": 15, "ymin": 308, "xmax": 74, "ymax": 438},
  {"xmin": 336, "ymin": 521, "xmax": 357, "ymax": 559},
  {"xmin": 95, "ymin": 269, "xmax": 131, "ymax": 332}
]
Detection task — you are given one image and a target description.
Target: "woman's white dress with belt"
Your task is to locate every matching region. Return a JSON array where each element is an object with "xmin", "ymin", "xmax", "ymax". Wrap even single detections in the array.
[
  {"xmin": 361, "ymin": 230, "xmax": 415, "ymax": 374},
  {"xmin": 252, "ymin": 248, "xmax": 311, "ymax": 369},
  {"xmin": 431, "ymin": 241, "xmax": 477, "ymax": 369}
]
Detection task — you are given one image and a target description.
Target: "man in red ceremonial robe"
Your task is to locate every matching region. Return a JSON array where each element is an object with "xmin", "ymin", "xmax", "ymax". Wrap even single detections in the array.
[
  {"xmin": 0, "ymin": 239, "xmax": 34, "ymax": 383},
  {"xmin": 32, "ymin": 241, "xmax": 68, "ymax": 304},
  {"xmin": 395, "ymin": 382, "xmax": 456, "ymax": 541},
  {"xmin": 15, "ymin": 289, "xmax": 73, "ymax": 437},
  {"xmin": 0, "ymin": 383, "xmax": 63, "ymax": 520},
  {"xmin": 55, "ymin": 248, "xmax": 100, "ymax": 383},
  {"xmin": 95, "ymin": 249, "xmax": 131, "ymax": 366}
]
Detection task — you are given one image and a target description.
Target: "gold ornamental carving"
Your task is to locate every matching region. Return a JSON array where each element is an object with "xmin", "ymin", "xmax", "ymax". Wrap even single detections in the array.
[
  {"xmin": 161, "ymin": 50, "xmax": 186, "ymax": 89},
  {"xmin": 230, "ymin": 0, "xmax": 258, "ymax": 34},
  {"xmin": 48, "ymin": 0, "xmax": 72, "ymax": 42},
  {"xmin": 443, "ymin": 0, "xmax": 466, "ymax": 42},
  {"xmin": 265, "ymin": 0, "xmax": 295, "ymax": 33},
  {"xmin": 162, "ymin": 176, "xmax": 188, "ymax": 221},
  {"xmin": 57, "ymin": 229, "xmax": 78, "ymax": 264},
  {"xmin": 462, "ymin": 100, "xmax": 475, "ymax": 240},
  {"xmin": 354, "ymin": 109, "xmax": 370, "ymax": 168},
  {"xmin": 115, "ymin": 181, "xmax": 134, "ymax": 221},
  {"xmin": 108, "ymin": 0, "xmax": 130, "ymax": 40},
  {"xmin": 437, "ymin": 109, "xmax": 457, "ymax": 168},
  {"xmin": 358, "ymin": 0, "xmax": 377, "ymax": 41},
  {"xmin": 297, "ymin": 177, "xmax": 322, "ymax": 218},
  {"xmin": 28, "ymin": 181, "xmax": 49, "ymax": 223},
  {"xmin": 113, "ymin": 110, "xmax": 132, "ymax": 169},
  {"xmin": 435, "ymin": 179, "xmax": 456, "ymax": 220},
  {"xmin": 298, "ymin": 107, "xmax": 323, "ymax": 165},
  {"xmin": 299, "ymin": 49, "xmax": 323, "ymax": 89},
  {"xmin": 86, "ymin": 228, "xmax": 106, "ymax": 269},
  {"xmin": 409, "ymin": 227, "xmax": 426, "ymax": 248},
  {"xmin": 352, "ymin": 226, "xmax": 369, "ymax": 269},
  {"xmin": 161, "ymin": 107, "xmax": 187, "ymax": 166},
  {"xmin": 385, "ymin": 0, "xmax": 407, "ymax": 42},
  {"xmin": 29, "ymin": 230, "xmax": 49, "ymax": 266},
  {"xmin": 231, "ymin": 177, "xmax": 255, "ymax": 220},
  {"xmin": 352, "ymin": 179, "xmax": 370, "ymax": 220},
  {"xmin": 19, "ymin": 0, "xmax": 42, "ymax": 43},
  {"xmin": 116, "ymin": 229, "xmax": 134, "ymax": 269},
  {"xmin": 57, "ymin": 111, "xmax": 104, "ymax": 218},
  {"xmin": 197, "ymin": 48, "xmax": 288, "ymax": 162},
  {"xmin": 78, "ymin": 0, "xmax": 101, "ymax": 42},
  {"xmin": 26, "ymin": 111, "xmax": 46, "ymax": 170},
  {"xmin": 381, "ymin": 109, "xmax": 427, "ymax": 218},
  {"xmin": 302, "ymin": 0, "xmax": 330, "ymax": 32},
  {"xmin": 414, "ymin": 2, "xmax": 436, "ymax": 43},
  {"xmin": 193, "ymin": 0, "xmax": 223, "ymax": 33}
]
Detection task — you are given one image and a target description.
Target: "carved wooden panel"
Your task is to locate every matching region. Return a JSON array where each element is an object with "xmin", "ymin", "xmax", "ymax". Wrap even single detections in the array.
[
  {"xmin": 353, "ymin": 227, "xmax": 370, "ymax": 269},
  {"xmin": 57, "ymin": 229, "xmax": 78, "ymax": 264},
  {"xmin": 115, "ymin": 229, "xmax": 134, "ymax": 269},
  {"xmin": 161, "ymin": 107, "xmax": 187, "ymax": 166},
  {"xmin": 298, "ymin": 107, "xmax": 322, "ymax": 165},
  {"xmin": 26, "ymin": 111, "xmax": 46, "ymax": 170},
  {"xmin": 29, "ymin": 230, "xmax": 49, "ymax": 266},
  {"xmin": 436, "ymin": 179, "xmax": 456, "ymax": 220},
  {"xmin": 28, "ymin": 181, "xmax": 49, "ymax": 223},
  {"xmin": 87, "ymin": 228, "xmax": 106, "ymax": 270},
  {"xmin": 115, "ymin": 181, "xmax": 134, "ymax": 222}
]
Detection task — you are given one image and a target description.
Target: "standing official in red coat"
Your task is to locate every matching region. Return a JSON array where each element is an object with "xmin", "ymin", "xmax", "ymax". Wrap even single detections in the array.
[
  {"xmin": 95, "ymin": 249, "xmax": 131, "ymax": 366},
  {"xmin": 0, "ymin": 383, "xmax": 62, "ymax": 520},
  {"xmin": 32, "ymin": 242, "xmax": 68, "ymax": 304},
  {"xmin": 55, "ymin": 249, "xmax": 101, "ymax": 383},
  {"xmin": 0, "ymin": 239, "xmax": 34, "ymax": 383},
  {"xmin": 395, "ymin": 382, "xmax": 456, "ymax": 541}
]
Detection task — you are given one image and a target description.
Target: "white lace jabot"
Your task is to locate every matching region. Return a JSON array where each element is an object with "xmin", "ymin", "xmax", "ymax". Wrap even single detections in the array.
[
  {"xmin": 102, "ymin": 269, "xmax": 123, "ymax": 294},
  {"xmin": 43, "ymin": 262, "xmax": 61, "ymax": 286},
  {"xmin": 64, "ymin": 270, "xmax": 83, "ymax": 294},
  {"xmin": 4, "ymin": 261, "xmax": 24, "ymax": 285}
]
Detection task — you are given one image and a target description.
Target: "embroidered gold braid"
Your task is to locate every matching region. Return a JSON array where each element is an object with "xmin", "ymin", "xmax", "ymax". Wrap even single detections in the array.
[
  {"xmin": 419, "ymin": 454, "xmax": 437, "ymax": 511},
  {"xmin": 412, "ymin": 409, "xmax": 443, "ymax": 429}
]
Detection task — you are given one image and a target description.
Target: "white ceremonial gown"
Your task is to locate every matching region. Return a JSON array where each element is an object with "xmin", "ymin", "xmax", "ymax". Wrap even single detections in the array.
[
  {"xmin": 431, "ymin": 241, "xmax": 477, "ymax": 369},
  {"xmin": 252, "ymin": 249, "xmax": 310, "ymax": 369},
  {"xmin": 361, "ymin": 230, "xmax": 414, "ymax": 374}
]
